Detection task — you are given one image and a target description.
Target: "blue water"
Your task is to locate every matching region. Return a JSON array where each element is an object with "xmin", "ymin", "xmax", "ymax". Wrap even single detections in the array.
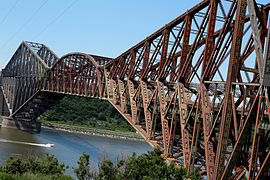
[{"xmin": 0, "ymin": 127, "xmax": 152, "ymax": 176}]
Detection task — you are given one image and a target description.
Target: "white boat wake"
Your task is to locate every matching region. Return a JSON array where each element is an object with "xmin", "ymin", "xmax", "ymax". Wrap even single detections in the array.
[{"xmin": 0, "ymin": 138, "xmax": 54, "ymax": 147}]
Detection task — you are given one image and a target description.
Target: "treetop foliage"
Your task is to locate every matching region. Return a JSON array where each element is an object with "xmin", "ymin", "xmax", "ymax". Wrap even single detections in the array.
[
  {"xmin": 41, "ymin": 96, "xmax": 134, "ymax": 132},
  {"xmin": 0, "ymin": 149, "xmax": 202, "ymax": 180},
  {"xmin": 74, "ymin": 149, "xmax": 202, "ymax": 180}
]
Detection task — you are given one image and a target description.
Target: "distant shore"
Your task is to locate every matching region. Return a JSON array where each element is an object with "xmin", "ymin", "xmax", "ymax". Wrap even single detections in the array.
[{"xmin": 41, "ymin": 122, "xmax": 144, "ymax": 141}]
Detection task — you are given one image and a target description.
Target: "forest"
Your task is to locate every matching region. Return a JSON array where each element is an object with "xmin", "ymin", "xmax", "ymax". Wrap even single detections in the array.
[{"xmin": 41, "ymin": 96, "xmax": 134, "ymax": 132}]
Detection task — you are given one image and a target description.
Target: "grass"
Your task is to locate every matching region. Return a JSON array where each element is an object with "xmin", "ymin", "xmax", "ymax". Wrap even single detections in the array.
[
  {"xmin": 39, "ymin": 119, "xmax": 142, "ymax": 137},
  {"xmin": 0, "ymin": 172, "xmax": 74, "ymax": 180}
]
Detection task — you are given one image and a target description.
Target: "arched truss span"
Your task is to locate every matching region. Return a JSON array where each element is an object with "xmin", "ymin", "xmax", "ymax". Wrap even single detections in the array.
[
  {"xmin": 1, "ymin": 0, "xmax": 270, "ymax": 179},
  {"xmin": 46, "ymin": 53, "xmax": 108, "ymax": 97}
]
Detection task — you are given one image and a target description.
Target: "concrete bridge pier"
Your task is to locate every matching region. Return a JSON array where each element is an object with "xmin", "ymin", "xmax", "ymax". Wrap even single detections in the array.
[{"xmin": 0, "ymin": 117, "xmax": 41, "ymax": 133}]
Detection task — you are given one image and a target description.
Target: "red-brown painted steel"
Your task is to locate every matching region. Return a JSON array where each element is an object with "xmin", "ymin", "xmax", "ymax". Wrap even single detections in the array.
[
  {"xmin": 1, "ymin": 1, "xmax": 270, "ymax": 179},
  {"xmin": 41, "ymin": 1, "xmax": 270, "ymax": 179}
]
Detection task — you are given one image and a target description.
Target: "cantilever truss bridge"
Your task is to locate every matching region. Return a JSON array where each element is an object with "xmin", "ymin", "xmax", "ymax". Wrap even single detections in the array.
[{"xmin": 0, "ymin": 0, "xmax": 270, "ymax": 179}]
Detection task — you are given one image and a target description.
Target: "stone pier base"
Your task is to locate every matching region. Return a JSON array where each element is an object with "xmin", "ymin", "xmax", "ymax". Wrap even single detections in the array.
[{"xmin": 0, "ymin": 117, "xmax": 41, "ymax": 133}]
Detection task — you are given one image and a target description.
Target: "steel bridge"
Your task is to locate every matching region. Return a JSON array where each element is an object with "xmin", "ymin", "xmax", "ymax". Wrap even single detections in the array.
[{"xmin": 0, "ymin": 0, "xmax": 270, "ymax": 179}]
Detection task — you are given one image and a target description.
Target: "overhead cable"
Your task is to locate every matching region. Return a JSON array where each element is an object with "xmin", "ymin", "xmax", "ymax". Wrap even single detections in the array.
[
  {"xmin": 32, "ymin": 0, "xmax": 78, "ymax": 40},
  {"xmin": 0, "ymin": 0, "xmax": 21, "ymax": 25},
  {"xmin": 1, "ymin": 0, "xmax": 49, "ymax": 49}
]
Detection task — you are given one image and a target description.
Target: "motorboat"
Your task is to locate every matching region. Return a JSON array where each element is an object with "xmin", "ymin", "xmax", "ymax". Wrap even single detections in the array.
[{"xmin": 44, "ymin": 143, "xmax": 54, "ymax": 147}]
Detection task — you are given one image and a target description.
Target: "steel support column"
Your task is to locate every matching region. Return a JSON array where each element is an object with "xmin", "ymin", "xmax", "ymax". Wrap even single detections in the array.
[{"xmin": 214, "ymin": 0, "xmax": 247, "ymax": 179}]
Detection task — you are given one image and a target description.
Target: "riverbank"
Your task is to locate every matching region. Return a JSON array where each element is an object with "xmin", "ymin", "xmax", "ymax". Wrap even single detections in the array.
[{"xmin": 40, "ymin": 121, "xmax": 144, "ymax": 141}]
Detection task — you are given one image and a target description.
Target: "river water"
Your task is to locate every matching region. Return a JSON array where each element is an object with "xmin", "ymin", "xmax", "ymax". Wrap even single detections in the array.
[{"xmin": 0, "ymin": 127, "xmax": 152, "ymax": 176}]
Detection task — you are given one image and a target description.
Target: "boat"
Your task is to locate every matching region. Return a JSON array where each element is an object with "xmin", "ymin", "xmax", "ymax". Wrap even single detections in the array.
[{"xmin": 45, "ymin": 143, "xmax": 54, "ymax": 147}]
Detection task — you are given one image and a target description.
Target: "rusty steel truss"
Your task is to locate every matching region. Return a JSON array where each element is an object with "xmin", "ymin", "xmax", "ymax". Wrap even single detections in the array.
[{"xmin": 1, "ymin": 0, "xmax": 270, "ymax": 179}]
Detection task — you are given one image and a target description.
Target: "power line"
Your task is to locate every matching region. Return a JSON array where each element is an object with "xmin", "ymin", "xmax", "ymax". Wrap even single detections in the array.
[
  {"xmin": 0, "ymin": 0, "xmax": 21, "ymax": 25},
  {"xmin": 32, "ymin": 0, "xmax": 78, "ymax": 40},
  {"xmin": 1, "ymin": 0, "xmax": 49, "ymax": 49}
]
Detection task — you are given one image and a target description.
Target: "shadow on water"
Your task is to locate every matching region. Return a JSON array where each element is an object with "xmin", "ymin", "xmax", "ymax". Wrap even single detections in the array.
[{"xmin": 0, "ymin": 127, "xmax": 45, "ymax": 163}]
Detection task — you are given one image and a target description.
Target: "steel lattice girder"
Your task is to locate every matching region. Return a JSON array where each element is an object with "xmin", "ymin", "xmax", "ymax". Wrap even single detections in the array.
[
  {"xmin": 1, "ymin": 0, "xmax": 270, "ymax": 179},
  {"xmin": 0, "ymin": 41, "xmax": 58, "ymax": 119}
]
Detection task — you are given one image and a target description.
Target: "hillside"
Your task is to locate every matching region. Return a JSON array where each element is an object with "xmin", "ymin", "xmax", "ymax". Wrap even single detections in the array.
[{"xmin": 40, "ymin": 96, "xmax": 135, "ymax": 132}]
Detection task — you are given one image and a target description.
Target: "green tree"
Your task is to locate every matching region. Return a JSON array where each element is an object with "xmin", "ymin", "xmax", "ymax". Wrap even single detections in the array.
[
  {"xmin": 0, "ymin": 154, "xmax": 68, "ymax": 176},
  {"xmin": 98, "ymin": 113, "xmax": 107, "ymax": 121},
  {"xmin": 98, "ymin": 160, "xmax": 119, "ymax": 180},
  {"xmin": 41, "ymin": 96, "xmax": 135, "ymax": 132},
  {"xmin": 73, "ymin": 152, "xmax": 91, "ymax": 180},
  {"xmin": 80, "ymin": 149, "xmax": 202, "ymax": 180}
]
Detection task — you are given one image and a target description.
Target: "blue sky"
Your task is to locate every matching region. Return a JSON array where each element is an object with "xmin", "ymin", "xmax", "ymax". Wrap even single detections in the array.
[
  {"xmin": 0, "ymin": 0, "xmax": 201, "ymax": 69},
  {"xmin": 0, "ymin": 0, "xmax": 268, "ymax": 69}
]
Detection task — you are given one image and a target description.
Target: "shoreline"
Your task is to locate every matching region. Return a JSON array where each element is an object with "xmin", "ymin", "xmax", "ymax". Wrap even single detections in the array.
[{"xmin": 41, "ymin": 122, "xmax": 144, "ymax": 142}]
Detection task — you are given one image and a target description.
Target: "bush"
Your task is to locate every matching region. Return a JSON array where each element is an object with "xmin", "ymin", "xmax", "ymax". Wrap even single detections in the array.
[
  {"xmin": 73, "ymin": 152, "xmax": 91, "ymax": 180},
  {"xmin": 98, "ymin": 160, "xmax": 119, "ymax": 180},
  {"xmin": 0, "ymin": 172, "xmax": 14, "ymax": 180},
  {"xmin": 13, "ymin": 172, "xmax": 74, "ymax": 180},
  {"xmin": 73, "ymin": 149, "xmax": 202, "ymax": 180},
  {"xmin": 1, "ymin": 157, "xmax": 24, "ymax": 175},
  {"xmin": 0, "ymin": 154, "xmax": 68, "ymax": 176},
  {"xmin": 1, "ymin": 150, "xmax": 202, "ymax": 179},
  {"xmin": 50, "ymin": 173, "xmax": 74, "ymax": 180}
]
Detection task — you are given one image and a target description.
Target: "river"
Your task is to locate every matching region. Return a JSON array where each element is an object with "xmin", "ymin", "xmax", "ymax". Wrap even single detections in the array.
[{"xmin": 0, "ymin": 127, "xmax": 152, "ymax": 176}]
